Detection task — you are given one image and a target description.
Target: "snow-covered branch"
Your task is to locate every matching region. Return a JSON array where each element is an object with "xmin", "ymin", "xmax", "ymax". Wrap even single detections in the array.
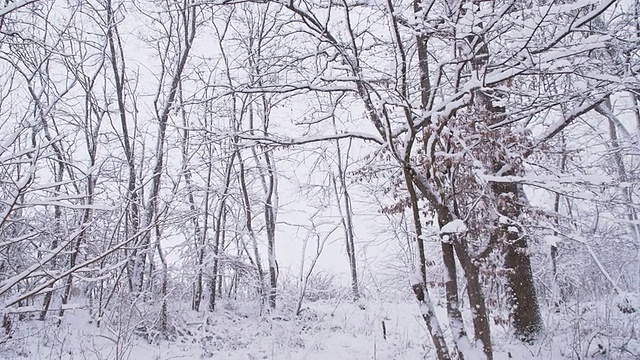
[
  {"xmin": 0, "ymin": 0, "xmax": 38, "ymax": 17},
  {"xmin": 237, "ymin": 131, "xmax": 383, "ymax": 146}
]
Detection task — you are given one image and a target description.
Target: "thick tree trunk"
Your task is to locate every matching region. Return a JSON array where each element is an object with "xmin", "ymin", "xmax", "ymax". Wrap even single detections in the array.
[
  {"xmin": 473, "ymin": 73, "xmax": 541, "ymax": 339},
  {"xmin": 491, "ymin": 180, "xmax": 542, "ymax": 341},
  {"xmin": 459, "ymin": 0, "xmax": 542, "ymax": 340}
]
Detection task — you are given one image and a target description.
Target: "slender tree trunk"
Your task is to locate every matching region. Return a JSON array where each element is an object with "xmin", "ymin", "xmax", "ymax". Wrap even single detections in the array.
[
  {"xmin": 188, "ymin": 170, "xmax": 205, "ymax": 311},
  {"xmin": 438, "ymin": 204, "xmax": 492, "ymax": 359},
  {"xmin": 58, "ymin": 65, "xmax": 104, "ymax": 318},
  {"xmin": 295, "ymin": 221, "xmax": 339, "ymax": 315},
  {"xmin": 550, "ymin": 133, "xmax": 568, "ymax": 307},
  {"xmin": 404, "ymin": 167, "xmax": 452, "ymax": 360},
  {"xmin": 238, "ymin": 152, "xmax": 268, "ymax": 308},
  {"xmin": 332, "ymin": 138, "xmax": 359, "ymax": 301},
  {"xmin": 412, "ymin": 1, "xmax": 489, "ymax": 356},
  {"xmin": 106, "ymin": 0, "xmax": 140, "ymax": 293},
  {"xmin": 39, "ymin": 155, "xmax": 62, "ymax": 321},
  {"xmin": 602, "ymin": 100, "xmax": 639, "ymax": 241},
  {"xmin": 632, "ymin": 93, "xmax": 640, "ymax": 291},
  {"xmin": 247, "ymin": 11, "xmax": 280, "ymax": 309},
  {"xmin": 264, "ymin": 149, "xmax": 278, "ymax": 309},
  {"xmin": 142, "ymin": 0, "xmax": 197, "ymax": 331},
  {"xmin": 453, "ymin": 239, "xmax": 493, "ymax": 357},
  {"xmin": 25, "ymin": 78, "xmax": 67, "ymax": 321},
  {"xmin": 600, "ymin": 98, "xmax": 640, "ymax": 297},
  {"xmin": 411, "ymin": 173, "xmax": 493, "ymax": 359},
  {"xmin": 209, "ymin": 152, "xmax": 236, "ymax": 311},
  {"xmin": 177, "ymin": 84, "xmax": 207, "ymax": 312},
  {"xmin": 58, "ymin": 181, "xmax": 93, "ymax": 319},
  {"xmin": 155, "ymin": 220, "xmax": 170, "ymax": 334},
  {"xmin": 213, "ymin": 205, "xmax": 227, "ymax": 306},
  {"xmin": 295, "ymin": 230, "xmax": 311, "ymax": 316},
  {"xmin": 430, "ymin": 200, "xmax": 469, "ymax": 359}
]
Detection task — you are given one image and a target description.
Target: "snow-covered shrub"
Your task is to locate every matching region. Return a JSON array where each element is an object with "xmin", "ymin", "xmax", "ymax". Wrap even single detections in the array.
[{"xmin": 303, "ymin": 272, "xmax": 343, "ymax": 302}]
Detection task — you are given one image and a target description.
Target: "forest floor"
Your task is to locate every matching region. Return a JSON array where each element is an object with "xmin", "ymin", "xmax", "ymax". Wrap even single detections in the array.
[{"xmin": 0, "ymin": 295, "xmax": 638, "ymax": 359}]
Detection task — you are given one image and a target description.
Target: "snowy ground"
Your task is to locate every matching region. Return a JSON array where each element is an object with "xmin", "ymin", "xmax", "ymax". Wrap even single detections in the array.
[{"xmin": 0, "ymin": 296, "xmax": 638, "ymax": 359}]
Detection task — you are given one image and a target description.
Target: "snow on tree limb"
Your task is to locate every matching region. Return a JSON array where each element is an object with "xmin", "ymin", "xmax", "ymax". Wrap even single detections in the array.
[
  {"xmin": 440, "ymin": 219, "xmax": 468, "ymax": 234},
  {"xmin": 0, "ymin": 0, "xmax": 38, "ymax": 17},
  {"xmin": 237, "ymin": 131, "xmax": 383, "ymax": 146}
]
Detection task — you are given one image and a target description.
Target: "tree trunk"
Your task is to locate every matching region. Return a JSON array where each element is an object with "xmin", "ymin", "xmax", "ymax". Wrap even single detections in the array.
[
  {"xmin": 180, "ymin": 93, "xmax": 206, "ymax": 312},
  {"xmin": 105, "ymin": 0, "xmax": 141, "ymax": 293},
  {"xmin": 209, "ymin": 151, "xmax": 236, "ymax": 311},
  {"xmin": 26, "ymin": 77, "xmax": 67, "ymax": 321},
  {"xmin": 143, "ymin": 0, "xmax": 197, "ymax": 332},
  {"xmin": 438, "ymin": 205, "xmax": 492, "ymax": 359},
  {"xmin": 491, "ymin": 179, "xmax": 542, "ymax": 341},
  {"xmin": 453, "ymin": 240, "xmax": 493, "ymax": 357},
  {"xmin": 458, "ymin": 0, "xmax": 542, "ymax": 340},
  {"xmin": 238, "ymin": 152, "xmax": 268, "ymax": 309},
  {"xmin": 437, "ymin": 220, "xmax": 470, "ymax": 359},
  {"xmin": 264, "ymin": 150, "xmax": 278, "ymax": 309},
  {"xmin": 410, "ymin": 172, "xmax": 493, "ymax": 359},
  {"xmin": 551, "ymin": 133, "xmax": 567, "ymax": 307},
  {"xmin": 404, "ymin": 167, "xmax": 452, "ymax": 360},
  {"xmin": 332, "ymin": 138, "xmax": 359, "ymax": 301}
]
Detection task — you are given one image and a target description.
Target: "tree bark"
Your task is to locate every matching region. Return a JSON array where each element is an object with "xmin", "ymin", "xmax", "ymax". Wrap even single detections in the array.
[
  {"xmin": 490, "ymin": 179, "xmax": 542, "ymax": 341},
  {"xmin": 105, "ymin": 0, "xmax": 141, "ymax": 293},
  {"xmin": 264, "ymin": 150, "xmax": 278, "ymax": 309},
  {"xmin": 332, "ymin": 138, "xmax": 360, "ymax": 301},
  {"xmin": 464, "ymin": 0, "xmax": 542, "ymax": 338},
  {"xmin": 238, "ymin": 152, "xmax": 268, "ymax": 309},
  {"xmin": 404, "ymin": 168, "xmax": 452, "ymax": 360}
]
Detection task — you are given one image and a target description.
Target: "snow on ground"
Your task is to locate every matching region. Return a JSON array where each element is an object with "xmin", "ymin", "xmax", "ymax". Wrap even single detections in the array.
[
  {"xmin": 0, "ymin": 296, "xmax": 638, "ymax": 359},
  {"xmin": 0, "ymin": 299, "xmax": 427, "ymax": 360}
]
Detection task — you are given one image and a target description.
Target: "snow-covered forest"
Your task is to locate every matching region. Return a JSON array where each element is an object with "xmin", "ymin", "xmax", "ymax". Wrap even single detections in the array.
[{"xmin": 0, "ymin": 0, "xmax": 639, "ymax": 358}]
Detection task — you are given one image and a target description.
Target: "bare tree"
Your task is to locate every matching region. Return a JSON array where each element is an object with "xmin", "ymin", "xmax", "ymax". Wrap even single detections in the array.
[
  {"xmin": 330, "ymin": 141, "xmax": 360, "ymax": 302},
  {"xmin": 208, "ymin": 0, "xmax": 636, "ymax": 357},
  {"xmin": 104, "ymin": 0, "xmax": 142, "ymax": 293},
  {"xmin": 0, "ymin": 0, "xmax": 39, "ymax": 18},
  {"xmin": 141, "ymin": 0, "xmax": 198, "ymax": 332}
]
